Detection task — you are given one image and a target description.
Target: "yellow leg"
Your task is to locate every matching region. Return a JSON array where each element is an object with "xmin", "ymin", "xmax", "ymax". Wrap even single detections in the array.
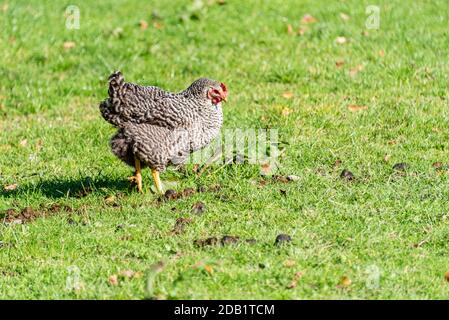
[
  {"xmin": 151, "ymin": 169, "xmax": 163, "ymax": 194},
  {"xmin": 128, "ymin": 157, "xmax": 143, "ymax": 193}
]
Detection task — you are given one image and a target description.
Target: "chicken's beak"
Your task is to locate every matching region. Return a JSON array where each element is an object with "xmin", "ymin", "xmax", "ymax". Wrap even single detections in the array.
[{"xmin": 220, "ymin": 89, "xmax": 228, "ymax": 103}]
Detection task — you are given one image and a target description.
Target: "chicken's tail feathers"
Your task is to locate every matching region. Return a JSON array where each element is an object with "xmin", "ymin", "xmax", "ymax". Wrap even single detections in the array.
[{"xmin": 108, "ymin": 71, "xmax": 125, "ymax": 98}]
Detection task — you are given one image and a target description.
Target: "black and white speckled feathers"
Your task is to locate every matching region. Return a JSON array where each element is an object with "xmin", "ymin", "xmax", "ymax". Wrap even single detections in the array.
[{"xmin": 99, "ymin": 72, "xmax": 225, "ymax": 171}]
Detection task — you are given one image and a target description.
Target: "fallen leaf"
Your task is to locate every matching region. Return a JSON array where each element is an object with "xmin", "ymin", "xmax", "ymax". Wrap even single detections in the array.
[
  {"xmin": 349, "ymin": 64, "xmax": 364, "ymax": 77},
  {"xmin": 19, "ymin": 139, "xmax": 27, "ymax": 147},
  {"xmin": 388, "ymin": 139, "xmax": 397, "ymax": 145},
  {"xmin": 286, "ymin": 24, "xmax": 293, "ymax": 35},
  {"xmin": 284, "ymin": 260, "xmax": 296, "ymax": 267},
  {"xmin": 333, "ymin": 159, "xmax": 342, "ymax": 169},
  {"xmin": 119, "ymin": 270, "xmax": 135, "ymax": 279},
  {"xmin": 339, "ymin": 276, "xmax": 352, "ymax": 287},
  {"xmin": 384, "ymin": 154, "xmax": 391, "ymax": 162},
  {"xmin": 281, "ymin": 107, "xmax": 293, "ymax": 117},
  {"xmin": 362, "ymin": 31, "xmax": 369, "ymax": 36},
  {"xmin": 335, "ymin": 36, "xmax": 347, "ymax": 44},
  {"xmin": 282, "ymin": 92, "xmax": 294, "ymax": 99},
  {"xmin": 297, "ymin": 27, "xmax": 306, "ymax": 36},
  {"xmin": 260, "ymin": 162, "xmax": 273, "ymax": 176},
  {"xmin": 378, "ymin": 50, "xmax": 385, "ymax": 57},
  {"xmin": 153, "ymin": 22, "xmax": 163, "ymax": 29},
  {"xmin": 4, "ymin": 184, "xmax": 17, "ymax": 191},
  {"xmin": 301, "ymin": 14, "xmax": 317, "ymax": 24},
  {"xmin": 204, "ymin": 265, "xmax": 213, "ymax": 275},
  {"xmin": 104, "ymin": 195, "xmax": 116, "ymax": 204},
  {"xmin": 347, "ymin": 104, "xmax": 368, "ymax": 112},
  {"xmin": 139, "ymin": 20, "xmax": 148, "ymax": 30},
  {"xmin": 335, "ymin": 60, "xmax": 345, "ymax": 68},
  {"xmin": 108, "ymin": 274, "xmax": 119, "ymax": 286},
  {"xmin": 340, "ymin": 13, "xmax": 350, "ymax": 21},
  {"xmin": 444, "ymin": 270, "xmax": 449, "ymax": 282},
  {"xmin": 286, "ymin": 280, "xmax": 297, "ymax": 289},
  {"xmin": 294, "ymin": 271, "xmax": 304, "ymax": 279},
  {"xmin": 433, "ymin": 162, "xmax": 443, "ymax": 170},
  {"xmin": 63, "ymin": 41, "xmax": 76, "ymax": 50}
]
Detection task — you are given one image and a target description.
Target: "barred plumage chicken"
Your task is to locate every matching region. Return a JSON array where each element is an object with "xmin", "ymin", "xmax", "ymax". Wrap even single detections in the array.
[{"xmin": 99, "ymin": 71, "xmax": 228, "ymax": 193}]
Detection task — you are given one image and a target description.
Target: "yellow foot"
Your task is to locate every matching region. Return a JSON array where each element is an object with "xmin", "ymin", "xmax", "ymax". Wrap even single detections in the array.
[{"xmin": 151, "ymin": 169, "xmax": 164, "ymax": 194}]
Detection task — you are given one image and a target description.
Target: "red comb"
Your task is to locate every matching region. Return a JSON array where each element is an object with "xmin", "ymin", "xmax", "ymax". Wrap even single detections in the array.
[{"xmin": 220, "ymin": 82, "xmax": 228, "ymax": 93}]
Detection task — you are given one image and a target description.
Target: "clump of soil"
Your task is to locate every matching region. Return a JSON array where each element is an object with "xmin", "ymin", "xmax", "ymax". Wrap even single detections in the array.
[
  {"xmin": 191, "ymin": 201, "xmax": 206, "ymax": 215},
  {"xmin": 194, "ymin": 237, "xmax": 219, "ymax": 247},
  {"xmin": 171, "ymin": 217, "xmax": 192, "ymax": 235},
  {"xmin": 340, "ymin": 169, "xmax": 355, "ymax": 181},
  {"xmin": 275, "ymin": 234, "xmax": 292, "ymax": 245},
  {"xmin": 160, "ymin": 188, "xmax": 198, "ymax": 202},
  {"xmin": 194, "ymin": 235, "xmax": 256, "ymax": 247}
]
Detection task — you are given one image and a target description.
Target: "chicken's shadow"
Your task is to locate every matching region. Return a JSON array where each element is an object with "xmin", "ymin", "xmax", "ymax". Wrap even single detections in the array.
[{"xmin": 1, "ymin": 176, "xmax": 131, "ymax": 199}]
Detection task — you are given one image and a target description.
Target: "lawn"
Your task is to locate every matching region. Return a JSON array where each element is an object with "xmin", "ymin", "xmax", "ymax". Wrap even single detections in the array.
[{"xmin": 1, "ymin": 0, "xmax": 449, "ymax": 299}]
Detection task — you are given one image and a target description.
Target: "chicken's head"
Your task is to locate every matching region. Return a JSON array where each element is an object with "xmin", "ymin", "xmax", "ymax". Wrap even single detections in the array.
[
  {"xmin": 207, "ymin": 82, "xmax": 228, "ymax": 105},
  {"xmin": 184, "ymin": 78, "xmax": 228, "ymax": 106}
]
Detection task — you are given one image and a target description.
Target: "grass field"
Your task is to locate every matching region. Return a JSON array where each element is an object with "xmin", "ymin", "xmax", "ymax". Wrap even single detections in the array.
[{"xmin": 1, "ymin": 0, "xmax": 449, "ymax": 299}]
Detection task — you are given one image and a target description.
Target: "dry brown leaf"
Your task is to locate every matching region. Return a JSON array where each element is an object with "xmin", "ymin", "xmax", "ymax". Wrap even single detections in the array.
[
  {"xmin": 19, "ymin": 139, "xmax": 28, "ymax": 147},
  {"xmin": 281, "ymin": 107, "xmax": 293, "ymax": 117},
  {"xmin": 349, "ymin": 64, "xmax": 364, "ymax": 77},
  {"xmin": 297, "ymin": 27, "xmax": 306, "ymax": 36},
  {"xmin": 286, "ymin": 280, "xmax": 297, "ymax": 289},
  {"xmin": 335, "ymin": 60, "xmax": 345, "ymax": 68},
  {"xmin": 347, "ymin": 104, "xmax": 368, "ymax": 112},
  {"xmin": 204, "ymin": 265, "xmax": 213, "ymax": 275},
  {"xmin": 301, "ymin": 14, "xmax": 317, "ymax": 24},
  {"xmin": 108, "ymin": 274, "xmax": 119, "ymax": 286},
  {"xmin": 260, "ymin": 163, "xmax": 273, "ymax": 176},
  {"xmin": 335, "ymin": 36, "xmax": 347, "ymax": 44},
  {"xmin": 104, "ymin": 195, "xmax": 116, "ymax": 204},
  {"xmin": 340, "ymin": 13, "xmax": 350, "ymax": 21},
  {"xmin": 339, "ymin": 276, "xmax": 352, "ymax": 287},
  {"xmin": 378, "ymin": 50, "xmax": 385, "ymax": 57},
  {"xmin": 284, "ymin": 260, "xmax": 296, "ymax": 267},
  {"xmin": 282, "ymin": 92, "xmax": 294, "ymax": 99},
  {"xmin": 4, "ymin": 184, "xmax": 17, "ymax": 191},
  {"xmin": 287, "ymin": 24, "xmax": 293, "ymax": 35},
  {"xmin": 294, "ymin": 271, "xmax": 304, "ymax": 279},
  {"xmin": 445, "ymin": 270, "xmax": 449, "ymax": 282},
  {"xmin": 153, "ymin": 22, "xmax": 163, "ymax": 29},
  {"xmin": 362, "ymin": 31, "xmax": 369, "ymax": 37},
  {"xmin": 63, "ymin": 41, "xmax": 76, "ymax": 50},
  {"xmin": 384, "ymin": 154, "xmax": 391, "ymax": 162},
  {"xmin": 388, "ymin": 139, "xmax": 397, "ymax": 145},
  {"xmin": 119, "ymin": 270, "xmax": 136, "ymax": 279},
  {"xmin": 433, "ymin": 162, "xmax": 443, "ymax": 169},
  {"xmin": 139, "ymin": 20, "xmax": 148, "ymax": 30}
]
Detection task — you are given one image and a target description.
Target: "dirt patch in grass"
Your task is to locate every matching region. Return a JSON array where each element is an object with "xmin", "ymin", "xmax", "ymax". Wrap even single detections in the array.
[{"xmin": 1, "ymin": 204, "xmax": 73, "ymax": 224}]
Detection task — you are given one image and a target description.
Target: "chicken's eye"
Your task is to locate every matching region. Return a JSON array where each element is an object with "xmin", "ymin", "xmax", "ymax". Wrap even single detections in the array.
[{"xmin": 207, "ymin": 88, "xmax": 220, "ymax": 99}]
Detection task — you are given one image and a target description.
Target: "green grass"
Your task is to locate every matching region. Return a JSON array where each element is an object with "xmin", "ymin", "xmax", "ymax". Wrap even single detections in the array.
[{"xmin": 1, "ymin": 0, "xmax": 449, "ymax": 299}]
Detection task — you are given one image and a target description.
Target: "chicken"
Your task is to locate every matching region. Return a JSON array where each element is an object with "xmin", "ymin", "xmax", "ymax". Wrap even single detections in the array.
[{"xmin": 99, "ymin": 71, "xmax": 228, "ymax": 193}]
